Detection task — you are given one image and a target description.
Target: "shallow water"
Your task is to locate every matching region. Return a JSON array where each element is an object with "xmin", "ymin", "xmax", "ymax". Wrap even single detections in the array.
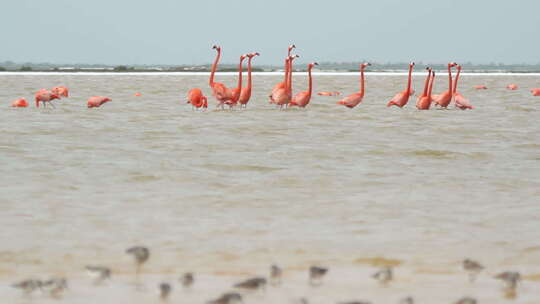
[{"xmin": 1, "ymin": 73, "xmax": 539, "ymax": 303}]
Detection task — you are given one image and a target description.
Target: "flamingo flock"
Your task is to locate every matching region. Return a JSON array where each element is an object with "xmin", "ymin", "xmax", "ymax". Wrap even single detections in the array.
[{"xmin": 6, "ymin": 44, "xmax": 540, "ymax": 110}]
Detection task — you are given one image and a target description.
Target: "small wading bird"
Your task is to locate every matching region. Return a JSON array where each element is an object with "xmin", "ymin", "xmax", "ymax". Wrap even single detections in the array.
[
  {"xmin": 338, "ymin": 301, "xmax": 371, "ymax": 304},
  {"xmin": 454, "ymin": 297, "xmax": 477, "ymax": 304},
  {"xmin": 400, "ymin": 296, "xmax": 414, "ymax": 304},
  {"xmin": 51, "ymin": 86, "xmax": 69, "ymax": 98},
  {"xmin": 41, "ymin": 277, "xmax": 68, "ymax": 298},
  {"xmin": 309, "ymin": 266, "xmax": 328, "ymax": 286},
  {"xmin": 387, "ymin": 62, "xmax": 415, "ymax": 107},
  {"xmin": 159, "ymin": 282, "xmax": 172, "ymax": 301},
  {"xmin": 337, "ymin": 62, "xmax": 370, "ymax": 108},
  {"xmin": 187, "ymin": 88, "xmax": 208, "ymax": 110},
  {"xmin": 270, "ymin": 264, "xmax": 282, "ymax": 286},
  {"xmin": 126, "ymin": 246, "xmax": 150, "ymax": 279},
  {"xmin": 238, "ymin": 52, "xmax": 260, "ymax": 108},
  {"xmin": 180, "ymin": 272, "xmax": 194, "ymax": 288},
  {"xmin": 372, "ymin": 267, "xmax": 393, "ymax": 285},
  {"xmin": 12, "ymin": 279, "xmax": 42, "ymax": 295},
  {"xmin": 506, "ymin": 84, "xmax": 518, "ymax": 90},
  {"xmin": 416, "ymin": 67, "xmax": 434, "ymax": 110},
  {"xmin": 11, "ymin": 98, "xmax": 28, "ymax": 107},
  {"xmin": 234, "ymin": 277, "xmax": 267, "ymax": 291},
  {"xmin": 495, "ymin": 271, "xmax": 521, "ymax": 290},
  {"xmin": 432, "ymin": 62, "xmax": 458, "ymax": 108},
  {"xmin": 207, "ymin": 292, "xmax": 243, "ymax": 304},
  {"xmin": 289, "ymin": 62, "xmax": 318, "ymax": 108},
  {"xmin": 224, "ymin": 54, "xmax": 248, "ymax": 108},
  {"xmin": 87, "ymin": 96, "xmax": 111, "ymax": 108},
  {"xmin": 35, "ymin": 89, "xmax": 60, "ymax": 108},
  {"xmin": 453, "ymin": 65, "xmax": 474, "ymax": 110},
  {"xmin": 270, "ymin": 44, "xmax": 296, "ymax": 100},
  {"xmin": 462, "ymin": 259, "xmax": 484, "ymax": 282},
  {"xmin": 85, "ymin": 265, "xmax": 111, "ymax": 285}
]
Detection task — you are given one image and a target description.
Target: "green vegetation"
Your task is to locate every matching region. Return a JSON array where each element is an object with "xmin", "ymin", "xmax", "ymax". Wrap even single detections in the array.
[
  {"xmin": 19, "ymin": 66, "xmax": 32, "ymax": 71},
  {"xmin": 0, "ymin": 66, "xmax": 5, "ymax": 71},
  {"xmin": 113, "ymin": 65, "xmax": 136, "ymax": 72}
]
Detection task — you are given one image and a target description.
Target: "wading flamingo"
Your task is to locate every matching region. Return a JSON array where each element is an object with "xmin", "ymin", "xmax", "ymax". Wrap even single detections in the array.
[
  {"xmin": 506, "ymin": 84, "xmax": 518, "ymax": 90},
  {"xmin": 453, "ymin": 65, "xmax": 474, "ymax": 110},
  {"xmin": 224, "ymin": 54, "xmax": 247, "ymax": 108},
  {"xmin": 239, "ymin": 52, "xmax": 260, "ymax": 108},
  {"xmin": 87, "ymin": 96, "xmax": 111, "ymax": 108},
  {"xmin": 337, "ymin": 62, "xmax": 370, "ymax": 108},
  {"xmin": 270, "ymin": 44, "xmax": 296, "ymax": 101},
  {"xmin": 209, "ymin": 45, "xmax": 232, "ymax": 106},
  {"xmin": 187, "ymin": 88, "xmax": 208, "ymax": 110},
  {"xmin": 474, "ymin": 85, "xmax": 488, "ymax": 90},
  {"xmin": 11, "ymin": 98, "xmax": 28, "ymax": 107},
  {"xmin": 387, "ymin": 62, "xmax": 415, "ymax": 107},
  {"xmin": 51, "ymin": 86, "xmax": 69, "ymax": 98},
  {"xmin": 272, "ymin": 55, "xmax": 298, "ymax": 109},
  {"xmin": 531, "ymin": 88, "xmax": 540, "ymax": 96},
  {"xmin": 289, "ymin": 62, "xmax": 318, "ymax": 108},
  {"xmin": 416, "ymin": 67, "xmax": 433, "ymax": 110},
  {"xmin": 432, "ymin": 62, "xmax": 458, "ymax": 108},
  {"xmin": 35, "ymin": 89, "xmax": 60, "ymax": 108}
]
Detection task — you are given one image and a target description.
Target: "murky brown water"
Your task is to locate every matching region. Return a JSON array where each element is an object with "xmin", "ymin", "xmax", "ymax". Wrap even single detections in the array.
[{"xmin": 1, "ymin": 73, "xmax": 539, "ymax": 303}]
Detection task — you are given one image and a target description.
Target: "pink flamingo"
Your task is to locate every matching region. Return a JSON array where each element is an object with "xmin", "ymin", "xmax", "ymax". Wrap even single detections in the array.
[
  {"xmin": 387, "ymin": 62, "xmax": 415, "ymax": 107},
  {"xmin": 289, "ymin": 62, "xmax": 318, "ymax": 108},
  {"xmin": 506, "ymin": 84, "xmax": 518, "ymax": 90},
  {"xmin": 272, "ymin": 55, "xmax": 298, "ymax": 109},
  {"xmin": 337, "ymin": 62, "xmax": 370, "ymax": 108},
  {"xmin": 238, "ymin": 52, "xmax": 260, "ymax": 108},
  {"xmin": 209, "ymin": 45, "xmax": 232, "ymax": 106},
  {"xmin": 453, "ymin": 65, "xmax": 474, "ymax": 110},
  {"xmin": 87, "ymin": 96, "xmax": 111, "ymax": 108},
  {"xmin": 11, "ymin": 98, "xmax": 28, "ymax": 108},
  {"xmin": 51, "ymin": 86, "xmax": 69, "ymax": 98},
  {"xmin": 474, "ymin": 85, "xmax": 488, "ymax": 90},
  {"xmin": 531, "ymin": 88, "xmax": 540, "ymax": 96},
  {"xmin": 187, "ymin": 88, "xmax": 208, "ymax": 110},
  {"xmin": 432, "ymin": 62, "xmax": 458, "ymax": 108},
  {"xmin": 35, "ymin": 89, "xmax": 60, "ymax": 108},
  {"xmin": 224, "ymin": 54, "xmax": 247, "ymax": 108},
  {"xmin": 416, "ymin": 67, "xmax": 433, "ymax": 110},
  {"xmin": 270, "ymin": 44, "xmax": 296, "ymax": 102}
]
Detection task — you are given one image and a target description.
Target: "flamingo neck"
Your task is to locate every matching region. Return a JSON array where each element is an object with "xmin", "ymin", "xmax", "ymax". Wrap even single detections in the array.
[
  {"xmin": 288, "ymin": 59, "xmax": 294, "ymax": 95},
  {"xmin": 210, "ymin": 49, "xmax": 221, "ymax": 86},
  {"xmin": 406, "ymin": 65, "xmax": 413, "ymax": 93},
  {"xmin": 283, "ymin": 58, "xmax": 289, "ymax": 83},
  {"xmin": 428, "ymin": 73, "xmax": 435, "ymax": 97},
  {"xmin": 359, "ymin": 66, "xmax": 365, "ymax": 97},
  {"xmin": 447, "ymin": 65, "xmax": 453, "ymax": 92},
  {"xmin": 246, "ymin": 57, "xmax": 253, "ymax": 92},
  {"xmin": 307, "ymin": 66, "xmax": 313, "ymax": 98},
  {"xmin": 453, "ymin": 67, "xmax": 461, "ymax": 93},
  {"xmin": 236, "ymin": 58, "xmax": 244, "ymax": 96},
  {"xmin": 423, "ymin": 70, "xmax": 431, "ymax": 96}
]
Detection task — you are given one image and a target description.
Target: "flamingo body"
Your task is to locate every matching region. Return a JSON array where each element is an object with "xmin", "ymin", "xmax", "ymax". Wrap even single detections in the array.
[
  {"xmin": 35, "ymin": 89, "xmax": 60, "ymax": 107},
  {"xmin": 530, "ymin": 88, "xmax": 540, "ymax": 96},
  {"xmin": 87, "ymin": 96, "xmax": 111, "ymax": 108},
  {"xmin": 11, "ymin": 98, "xmax": 28, "ymax": 107},
  {"xmin": 187, "ymin": 88, "xmax": 208, "ymax": 109},
  {"xmin": 51, "ymin": 86, "xmax": 69, "ymax": 98},
  {"xmin": 507, "ymin": 84, "xmax": 518, "ymax": 90}
]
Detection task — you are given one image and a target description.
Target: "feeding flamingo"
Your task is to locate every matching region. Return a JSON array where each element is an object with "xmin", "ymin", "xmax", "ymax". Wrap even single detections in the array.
[
  {"xmin": 187, "ymin": 88, "xmax": 208, "ymax": 110},
  {"xmin": 506, "ymin": 84, "xmax": 518, "ymax": 90},
  {"xmin": 224, "ymin": 54, "xmax": 247, "ymax": 108},
  {"xmin": 270, "ymin": 45, "xmax": 296, "ymax": 101},
  {"xmin": 87, "ymin": 96, "xmax": 111, "ymax": 108},
  {"xmin": 11, "ymin": 98, "xmax": 28, "ymax": 108},
  {"xmin": 387, "ymin": 62, "xmax": 415, "ymax": 107},
  {"xmin": 289, "ymin": 62, "xmax": 318, "ymax": 108},
  {"xmin": 317, "ymin": 91, "xmax": 341, "ymax": 96},
  {"xmin": 51, "ymin": 86, "xmax": 69, "ymax": 98},
  {"xmin": 416, "ymin": 67, "xmax": 433, "ymax": 110},
  {"xmin": 35, "ymin": 89, "xmax": 60, "ymax": 108},
  {"xmin": 209, "ymin": 45, "xmax": 232, "ymax": 106},
  {"xmin": 238, "ymin": 52, "xmax": 260, "ymax": 108},
  {"xmin": 474, "ymin": 85, "xmax": 488, "ymax": 90},
  {"xmin": 337, "ymin": 62, "xmax": 370, "ymax": 108},
  {"xmin": 453, "ymin": 65, "xmax": 474, "ymax": 110},
  {"xmin": 432, "ymin": 62, "xmax": 458, "ymax": 108},
  {"xmin": 531, "ymin": 88, "xmax": 540, "ymax": 96}
]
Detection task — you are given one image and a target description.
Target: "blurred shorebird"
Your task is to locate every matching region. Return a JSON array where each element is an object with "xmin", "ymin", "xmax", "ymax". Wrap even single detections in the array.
[
  {"xmin": 339, "ymin": 301, "xmax": 371, "ymax": 304},
  {"xmin": 234, "ymin": 277, "xmax": 267, "ymax": 291},
  {"xmin": 11, "ymin": 279, "xmax": 42, "ymax": 295},
  {"xmin": 207, "ymin": 292, "xmax": 243, "ymax": 304},
  {"xmin": 159, "ymin": 282, "xmax": 172, "ymax": 301},
  {"xmin": 126, "ymin": 246, "xmax": 150, "ymax": 279},
  {"xmin": 495, "ymin": 271, "xmax": 521, "ymax": 289},
  {"xmin": 372, "ymin": 267, "xmax": 393, "ymax": 285},
  {"xmin": 309, "ymin": 266, "xmax": 328, "ymax": 286},
  {"xmin": 41, "ymin": 278, "xmax": 68, "ymax": 298},
  {"xmin": 270, "ymin": 264, "xmax": 282, "ymax": 286},
  {"xmin": 85, "ymin": 265, "xmax": 111, "ymax": 284},
  {"xmin": 180, "ymin": 272, "xmax": 194, "ymax": 288},
  {"xmin": 400, "ymin": 296, "xmax": 414, "ymax": 304},
  {"xmin": 462, "ymin": 259, "xmax": 484, "ymax": 282},
  {"xmin": 454, "ymin": 297, "xmax": 477, "ymax": 304}
]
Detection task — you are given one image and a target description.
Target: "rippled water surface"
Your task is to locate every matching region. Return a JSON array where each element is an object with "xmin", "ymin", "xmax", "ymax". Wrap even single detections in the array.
[{"xmin": 1, "ymin": 73, "xmax": 539, "ymax": 303}]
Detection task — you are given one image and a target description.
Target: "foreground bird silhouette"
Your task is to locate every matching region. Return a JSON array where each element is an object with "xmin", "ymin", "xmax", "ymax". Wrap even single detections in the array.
[
  {"xmin": 432, "ymin": 62, "xmax": 458, "ymax": 108},
  {"xmin": 337, "ymin": 62, "xmax": 370, "ymax": 108},
  {"xmin": 453, "ymin": 65, "xmax": 474, "ymax": 110},
  {"xmin": 35, "ymin": 89, "xmax": 60, "ymax": 108},
  {"xmin": 289, "ymin": 62, "xmax": 318, "ymax": 108},
  {"xmin": 238, "ymin": 52, "xmax": 260, "ymax": 108},
  {"xmin": 187, "ymin": 88, "xmax": 208, "ymax": 110},
  {"xmin": 87, "ymin": 96, "xmax": 111, "ymax": 108},
  {"xmin": 387, "ymin": 62, "xmax": 415, "ymax": 107}
]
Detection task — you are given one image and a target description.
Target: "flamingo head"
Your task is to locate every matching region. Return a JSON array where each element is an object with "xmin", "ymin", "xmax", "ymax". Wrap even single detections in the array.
[
  {"xmin": 212, "ymin": 45, "xmax": 221, "ymax": 51},
  {"xmin": 240, "ymin": 54, "xmax": 248, "ymax": 61},
  {"xmin": 449, "ymin": 62, "xmax": 458, "ymax": 67},
  {"xmin": 248, "ymin": 52, "xmax": 260, "ymax": 58},
  {"xmin": 102, "ymin": 97, "xmax": 112, "ymax": 104},
  {"xmin": 456, "ymin": 64, "xmax": 462, "ymax": 71},
  {"xmin": 288, "ymin": 44, "xmax": 296, "ymax": 52},
  {"xmin": 410, "ymin": 62, "xmax": 415, "ymax": 67},
  {"xmin": 309, "ymin": 62, "xmax": 318, "ymax": 68},
  {"xmin": 289, "ymin": 54, "xmax": 300, "ymax": 61},
  {"xmin": 361, "ymin": 62, "xmax": 371, "ymax": 68}
]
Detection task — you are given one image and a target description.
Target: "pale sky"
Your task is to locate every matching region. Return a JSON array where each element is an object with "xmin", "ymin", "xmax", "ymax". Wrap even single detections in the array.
[{"xmin": 1, "ymin": 0, "xmax": 539, "ymax": 65}]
